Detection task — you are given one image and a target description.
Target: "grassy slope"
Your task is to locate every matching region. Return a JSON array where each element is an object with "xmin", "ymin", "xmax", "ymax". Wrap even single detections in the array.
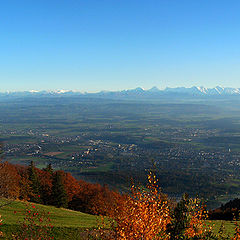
[
  {"xmin": 0, "ymin": 199, "xmax": 239, "ymax": 239},
  {"xmin": 208, "ymin": 220, "xmax": 237, "ymax": 237},
  {"xmin": 0, "ymin": 199, "xmax": 99, "ymax": 239}
]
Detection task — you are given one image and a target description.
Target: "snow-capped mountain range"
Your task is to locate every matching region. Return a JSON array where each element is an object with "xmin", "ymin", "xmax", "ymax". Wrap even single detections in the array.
[
  {"xmin": 163, "ymin": 86, "xmax": 240, "ymax": 95},
  {"xmin": 1, "ymin": 86, "xmax": 240, "ymax": 98}
]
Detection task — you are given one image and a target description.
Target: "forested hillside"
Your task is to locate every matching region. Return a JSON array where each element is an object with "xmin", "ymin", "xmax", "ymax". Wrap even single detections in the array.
[{"xmin": 0, "ymin": 160, "xmax": 120, "ymax": 216}]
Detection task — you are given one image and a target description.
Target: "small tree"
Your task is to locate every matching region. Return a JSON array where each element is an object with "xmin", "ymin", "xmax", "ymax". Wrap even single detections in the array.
[
  {"xmin": 40, "ymin": 164, "xmax": 54, "ymax": 205},
  {"xmin": 167, "ymin": 193, "xmax": 190, "ymax": 239},
  {"xmin": 28, "ymin": 161, "xmax": 42, "ymax": 203},
  {"xmin": 52, "ymin": 171, "xmax": 68, "ymax": 208},
  {"xmin": 44, "ymin": 163, "xmax": 53, "ymax": 175}
]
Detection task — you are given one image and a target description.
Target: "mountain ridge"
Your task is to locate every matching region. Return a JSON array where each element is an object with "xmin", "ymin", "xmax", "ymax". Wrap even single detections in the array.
[{"xmin": 1, "ymin": 86, "xmax": 240, "ymax": 98}]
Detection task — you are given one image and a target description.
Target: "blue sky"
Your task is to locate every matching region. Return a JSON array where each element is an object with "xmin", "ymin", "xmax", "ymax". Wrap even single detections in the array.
[{"xmin": 0, "ymin": 0, "xmax": 240, "ymax": 92}]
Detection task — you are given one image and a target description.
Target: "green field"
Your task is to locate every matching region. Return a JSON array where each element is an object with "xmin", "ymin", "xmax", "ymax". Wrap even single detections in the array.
[
  {"xmin": 207, "ymin": 220, "xmax": 238, "ymax": 238},
  {"xmin": 0, "ymin": 199, "xmax": 240, "ymax": 239},
  {"xmin": 0, "ymin": 199, "xmax": 100, "ymax": 240}
]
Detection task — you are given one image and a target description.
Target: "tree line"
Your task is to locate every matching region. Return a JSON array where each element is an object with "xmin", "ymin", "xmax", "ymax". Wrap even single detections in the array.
[{"xmin": 0, "ymin": 160, "xmax": 120, "ymax": 215}]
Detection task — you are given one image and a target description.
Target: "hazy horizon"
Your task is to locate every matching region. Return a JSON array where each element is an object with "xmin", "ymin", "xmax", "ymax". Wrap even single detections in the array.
[{"xmin": 1, "ymin": 84, "xmax": 240, "ymax": 94}]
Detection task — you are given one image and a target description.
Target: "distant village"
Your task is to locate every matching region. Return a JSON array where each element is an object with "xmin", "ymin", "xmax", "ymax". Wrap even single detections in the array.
[{"xmin": 2, "ymin": 126, "xmax": 240, "ymax": 187}]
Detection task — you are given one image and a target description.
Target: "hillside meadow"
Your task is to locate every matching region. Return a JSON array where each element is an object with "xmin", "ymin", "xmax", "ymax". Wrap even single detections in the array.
[
  {"xmin": 0, "ymin": 199, "xmax": 240, "ymax": 239},
  {"xmin": 0, "ymin": 199, "xmax": 101, "ymax": 239}
]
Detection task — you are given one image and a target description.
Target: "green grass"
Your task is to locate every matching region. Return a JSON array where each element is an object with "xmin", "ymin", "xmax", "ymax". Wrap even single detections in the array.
[
  {"xmin": 81, "ymin": 162, "xmax": 114, "ymax": 173},
  {"xmin": 0, "ymin": 199, "xmax": 100, "ymax": 239},
  {"xmin": 0, "ymin": 201, "xmax": 240, "ymax": 239},
  {"xmin": 208, "ymin": 220, "xmax": 237, "ymax": 237}
]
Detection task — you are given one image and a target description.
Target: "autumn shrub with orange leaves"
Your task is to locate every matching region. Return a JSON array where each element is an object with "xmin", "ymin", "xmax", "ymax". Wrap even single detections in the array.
[
  {"xmin": 96, "ymin": 172, "xmax": 240, "ymax": 240},
  {"xmin": 233, "ymin": 222, "xmax": 240, "ymax": 240},
  {"xmin": 97, "ymin": 172, "xmax": 171, "ymax": 240}
]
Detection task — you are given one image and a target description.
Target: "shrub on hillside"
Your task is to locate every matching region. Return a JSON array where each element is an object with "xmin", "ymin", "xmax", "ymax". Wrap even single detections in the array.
[
  {"xmin": 96, "ymin": 172, "xmax": 239, "ymax": 240},
  {"xmin": 12, "ymin": 203, "xmax": 53, "ymax": 240}
]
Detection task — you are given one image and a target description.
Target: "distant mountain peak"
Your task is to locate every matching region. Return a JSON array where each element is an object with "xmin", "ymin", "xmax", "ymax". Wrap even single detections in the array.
[
  {"xmin": 148, "ymin": 86, "xmax": 160, "ymax": 92},
  {"xmin": 162, "ymin": 86, "xmax": 240, "ymax": 96},
  {"xmin": 127, "ymin": 87, "xmax": 145, "ymax": 92},
  {"xmin": 134, "ymin": 87, "xmax": 145, "ymax": 91}
]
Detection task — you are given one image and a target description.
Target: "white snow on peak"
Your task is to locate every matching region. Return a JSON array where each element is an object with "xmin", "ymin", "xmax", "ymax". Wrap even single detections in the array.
[
  {"xmin": 55, "ymin": 90, "xmax": 71, "ymax": 94},
  {"xmin": 2, "ymin": 86, "xmax": 240, "ymax": 96},
  {"xmin": 29, "ymin": 90, "xmax": 39, "ymax": 93},
  {"xmin": 197, "ymin": 86, "xmax": 207, "ymax": 94}
]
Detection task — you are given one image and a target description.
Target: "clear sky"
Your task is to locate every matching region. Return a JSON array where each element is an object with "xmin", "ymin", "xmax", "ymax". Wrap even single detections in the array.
[{"xmin": 1, "ymin": 0, "xmax": 240, "ymax": 92}]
